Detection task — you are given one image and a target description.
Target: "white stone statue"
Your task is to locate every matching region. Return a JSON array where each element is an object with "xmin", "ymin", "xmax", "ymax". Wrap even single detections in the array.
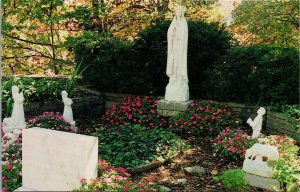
[
  {"xmin": 2, "ymin": 86, "xmax": 26, "ymax": 141},
  {"xmin": 165, "ymin": 6, "xmax": 189, "ymax": 102},
  {"xmin": 247, "ymin": 107, "xmax": 266, "ymax": 138},
  {"xmin": 243, "ymin": 143, "xmax": 279, "ymax": 178},
  {"xmin": 62, "ymin": 90, "xmax": 75, "ymax": 127}
]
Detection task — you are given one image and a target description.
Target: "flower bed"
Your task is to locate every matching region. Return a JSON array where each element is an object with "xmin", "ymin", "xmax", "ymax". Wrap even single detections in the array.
[
  {"xmin": 2, "ymin": 134, "xmax": 22, "ymax": 192},
  {"xmin": 169, "ymin": 100, "xmax": 242, "ymax": 136},
  {"xmin": 101, "ymin": 96, "xmax": 168, "ymax": 129},
  {"xmin": 74, "ymin": 160, "xmax": 159, "ymax": 192},
  {"xmin": 212, "ymin": 128, "xmax": 258, "ymax": 160},
  {"xmin": 27, "ymin": 112, "xmax": 75, "ymax": 132}
]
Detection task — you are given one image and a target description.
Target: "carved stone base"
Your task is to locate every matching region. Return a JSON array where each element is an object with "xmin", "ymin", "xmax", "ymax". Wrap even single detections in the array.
[
  {"xmin": 157, "ymin": 99, "xmax": 193, "ymax": 117},
  {"xmin": 244, "ymin": 173, "xmax": 280, "ymax": 191}
]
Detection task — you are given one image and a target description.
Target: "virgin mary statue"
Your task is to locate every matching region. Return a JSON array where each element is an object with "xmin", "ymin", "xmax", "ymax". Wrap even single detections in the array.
[{"xmin": 165, "ymin": 6, "xmax": 189, "ymax": 102}]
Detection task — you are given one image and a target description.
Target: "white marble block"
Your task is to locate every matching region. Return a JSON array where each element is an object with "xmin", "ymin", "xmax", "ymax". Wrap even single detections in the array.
[
  {"xmin": 165, "ymin": 6, "xmax": 189, "ymax": 102},
  {"xmin": 22, "ymin": 128, "xmax": 98, "ymax": 191},
  {"xmin": 243, "ymin": 143, "xmax": 279, "ymax": 178}
]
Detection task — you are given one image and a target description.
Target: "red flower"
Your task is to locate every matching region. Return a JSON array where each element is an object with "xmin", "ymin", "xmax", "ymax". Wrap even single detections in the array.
[
  {"xmin": 2, "ymin": 187, "xmax": 6, "ymax": 192},
  {"xmin": 123, "ymin": 186, "xmax": 129, "ymax": 191},
  {"xmin": 2, "ymin": 177, "xmax": 8, "ymax": 183},
  {"xmin": 138, "ymin": 189, "xmax": 145, "ymax": 192}
]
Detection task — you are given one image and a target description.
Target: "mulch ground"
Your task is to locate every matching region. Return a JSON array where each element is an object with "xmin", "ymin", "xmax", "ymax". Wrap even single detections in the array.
[{"xmin": 77, "ymin": 118, "xmax": 269, "ymax": 192}]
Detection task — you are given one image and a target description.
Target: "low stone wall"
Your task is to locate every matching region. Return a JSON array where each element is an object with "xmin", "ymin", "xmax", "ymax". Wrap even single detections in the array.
[
  {"xmin": 266, "ymin": 111, "xmax": 300, "ymax": 142},
  {"xmin": 24, "ymin": 95, "xmax": 104, "ymax": 118}
]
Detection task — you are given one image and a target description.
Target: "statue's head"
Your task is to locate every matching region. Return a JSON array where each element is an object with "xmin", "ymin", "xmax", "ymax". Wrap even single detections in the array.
[
  {"xmin": 257, "ymin": 107, "xmax": 266, "ymax": 115},
  {"xmin": 174, "ymin": 6, "xmax": 184, "ymax": 19},
  {"xmin": 12, "ymin": 85, "xmax": 19, "ymax": 94},
  {"xmin": 61, "ymin": 90, "xmax": 68, "ymax": 99}
]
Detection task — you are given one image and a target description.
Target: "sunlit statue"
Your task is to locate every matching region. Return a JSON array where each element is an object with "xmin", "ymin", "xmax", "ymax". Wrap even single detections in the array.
[
  {"xmin": 62, "ymin": 90, "xmax": 76, "ymax": 128},
  {"xmin": 247, "ymin": 107, "xmax": 266, "ymax": 138},
  {"xmin": 165, "ymin": 6, "xmax": 189, "ymax": 102},
  {"xmin": 2, "ymin": 86, "xmax": 26, "ymax": 141},
  {"xmin": 243, "ymin": 143, "xmax": 279, "ymax": 178}
]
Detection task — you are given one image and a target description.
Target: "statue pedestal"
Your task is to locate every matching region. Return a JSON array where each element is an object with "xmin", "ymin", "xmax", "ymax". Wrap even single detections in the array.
[
  {"xmin": 157, "ymin": 99, "xmax": 192, "ymax": 117},
  {"xmin": 244, "ymin": 173, "xmax": 280, "ymax": 191}
]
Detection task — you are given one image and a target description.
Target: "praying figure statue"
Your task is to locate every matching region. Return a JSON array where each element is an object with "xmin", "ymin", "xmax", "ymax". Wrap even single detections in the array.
[
  {"xmin": 62, "ymin": 90, "xmax": 75, "ymax": 127},
  {"xmin": 243, "ymin": 143, "xmax": 279, "ymax": 178},
  {"xmin": 165, "ymin": 6, "xmax": 189, "ymax": 102},
  {"xmin": 2, "ymin": 85, "xmax": 26, "ymax": 141},
  {"xmin": 247, "ymin": 107, "xmax": 266, "ymax": 138}
]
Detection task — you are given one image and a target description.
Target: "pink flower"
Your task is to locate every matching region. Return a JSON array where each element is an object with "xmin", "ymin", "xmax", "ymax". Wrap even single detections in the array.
[
  {"xmin": 123, "ymin": 186, "xmax": 129, "ymax": 191},
  {"xmin": 80, "ymin": 178, "xmax": 86, "ymax": 183},
  {"xmin": 5, "ymin": 164, "xmax": 12, "ymax": 170},
  {"xmin": 138, "ymin": 189, "xmax": 145, "ymax": 192},
  {"xmin": 229, "ymin": 146, "xmax": 236, "ymax": 153},
  {"xmin": 150, "ymin": 122, "xmax": 154, "ymax": 126},
  {"xmin": 2, "ymin": 187, "xmax": 6, "ymax": 192},
  {"xmin": 2, "ymin": 177, "xmax": 8, "ymax": 183}
]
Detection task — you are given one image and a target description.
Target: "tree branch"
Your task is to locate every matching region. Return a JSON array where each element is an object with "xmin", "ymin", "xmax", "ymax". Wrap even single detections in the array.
[{"xmin": 3, "ymin": 33, "xmax": 56, "ymax": 46}]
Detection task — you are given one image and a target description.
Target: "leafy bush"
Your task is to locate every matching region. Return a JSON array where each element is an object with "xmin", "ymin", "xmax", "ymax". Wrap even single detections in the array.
[
  {"xmin": 218, "ymin": 169, "xmax": 249, "ymax": 192},
  {"xmin": 169, "ymin": 101, "xmax": 242, "ymax": 136},
  {"xmin": 94, "ymin": 125, "xmax": 189, "ymax": 169},
  {"xmin": 213, "ymin": 128, "xmax": 258, "ymax": 160},
  {"xmin": 101, "ymin": 96, "xmax": 168, "ymax": 129},
  {"xmin": 2, "ymin": 77, "xmax": 65, "ymax": 117},
  {"xmin": 75, "ymin": 160, "xmax": 159, "ymax": 192},
  {"xmin": 71, "ymin": 32, "xmax": 151, "ymax": 94},
  {"xmin": 27, "ymin": 112, "xmax": 75, "ymax": 132},
  {"xmin": 2, "ymin": 135, "xmax": 22, "ymax": 192},
  {"xmin": 73, "ymin": 20, "xmax": 231, "ymax": 97},
  {"xmin": 265, "ymin": 135, "xmax": 300, "ymax": 191},
  {"xmin": 208, "ymin": 45, "xmax": 299, "ymax": 105}
]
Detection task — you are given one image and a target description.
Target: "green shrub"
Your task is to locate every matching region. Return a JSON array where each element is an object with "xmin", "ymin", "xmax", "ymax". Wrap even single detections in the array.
[
  {"xmin": 73, "ymin": 20, "xmax": 231, "ymax": 97},
  {"xmin": 219, "ymin": 169, "xmax": 249, "ymax": 192},
  {"xmin": 208, "ymin": 45, "xmax": 299, "ymax": 105},
  {"xmin": 94, "ymin": 124, "xmax": 189, "ymax": 170},
  {"xmin": 169, "ymin": 100, "xmax": 242, "ymax": 136}
]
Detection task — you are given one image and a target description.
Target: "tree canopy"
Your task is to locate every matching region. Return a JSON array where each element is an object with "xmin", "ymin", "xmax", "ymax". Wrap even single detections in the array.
[{"xmin": 231, "ymin": 0, "xmax": 299, "ymax": 47}]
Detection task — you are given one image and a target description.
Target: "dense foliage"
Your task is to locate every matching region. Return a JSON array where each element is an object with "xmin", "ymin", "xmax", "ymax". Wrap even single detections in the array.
[
  {"xmin": 27, "ymin": 112, "xmax": 75, "ymax": 132},
  {"xmin": 2, "ymin": 135, "xmax": 22, "ymax": 192},
  {"xmin": 101, "ymin": 96, "xmax": 168, "ymax": 129},
  {"xmin": 94, "ymin": 125, "xmax": 189, "ymax": 170},
  {"xmin": 169, "ymin": 101, "xmax": 242, "ymax": 136},
  {"xmin": 73, "ymin": 20, "xmax": 231, "ymax": 97},
  {"xmin": 75, "ymin": 160, "xmax": 160, "ymax": 192},
  {"xmin": 208, "ymin": 46, "xmax": 299, "ymax": 105},
  {"xmin": 2, "ymin": 77, "xmax": 65, "ymax": 117},
  {"xmin": 213, "ymin": 128, "xmax": 258, "ymax": 160}
]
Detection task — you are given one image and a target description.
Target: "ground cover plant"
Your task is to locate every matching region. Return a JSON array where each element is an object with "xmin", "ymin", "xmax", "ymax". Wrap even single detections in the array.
[
  {"xmin": 75, "ymin": 159, "xmax": 160, "ymax": 192},
  {"xmin": 265, "ymin": 135, "xmax": 300, "ymax": 191},
  {"xmin": 27, "ymin": 112, "xmax": 75, "ymax": 133},
  {"xmin": 2, "ymin": 134, "xmax": 22, "ymax": 192},
  {"xmin": 213, "ymin": 128, "xmax": 258, "ymax": 160},
  {"xmin": 95, "ymin": 124, "xmax": 189, "ymax": 170},
  {"xmin": 218, "ymin": 169, "xmax": 249, "ymax": 192},
  {"xmin": 101, "ymin": 96, "xmax": 168, "ymax": 129},
  {"xmin": 169, "ymin": 101, "xmax": 242, "ymax": 136}
]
